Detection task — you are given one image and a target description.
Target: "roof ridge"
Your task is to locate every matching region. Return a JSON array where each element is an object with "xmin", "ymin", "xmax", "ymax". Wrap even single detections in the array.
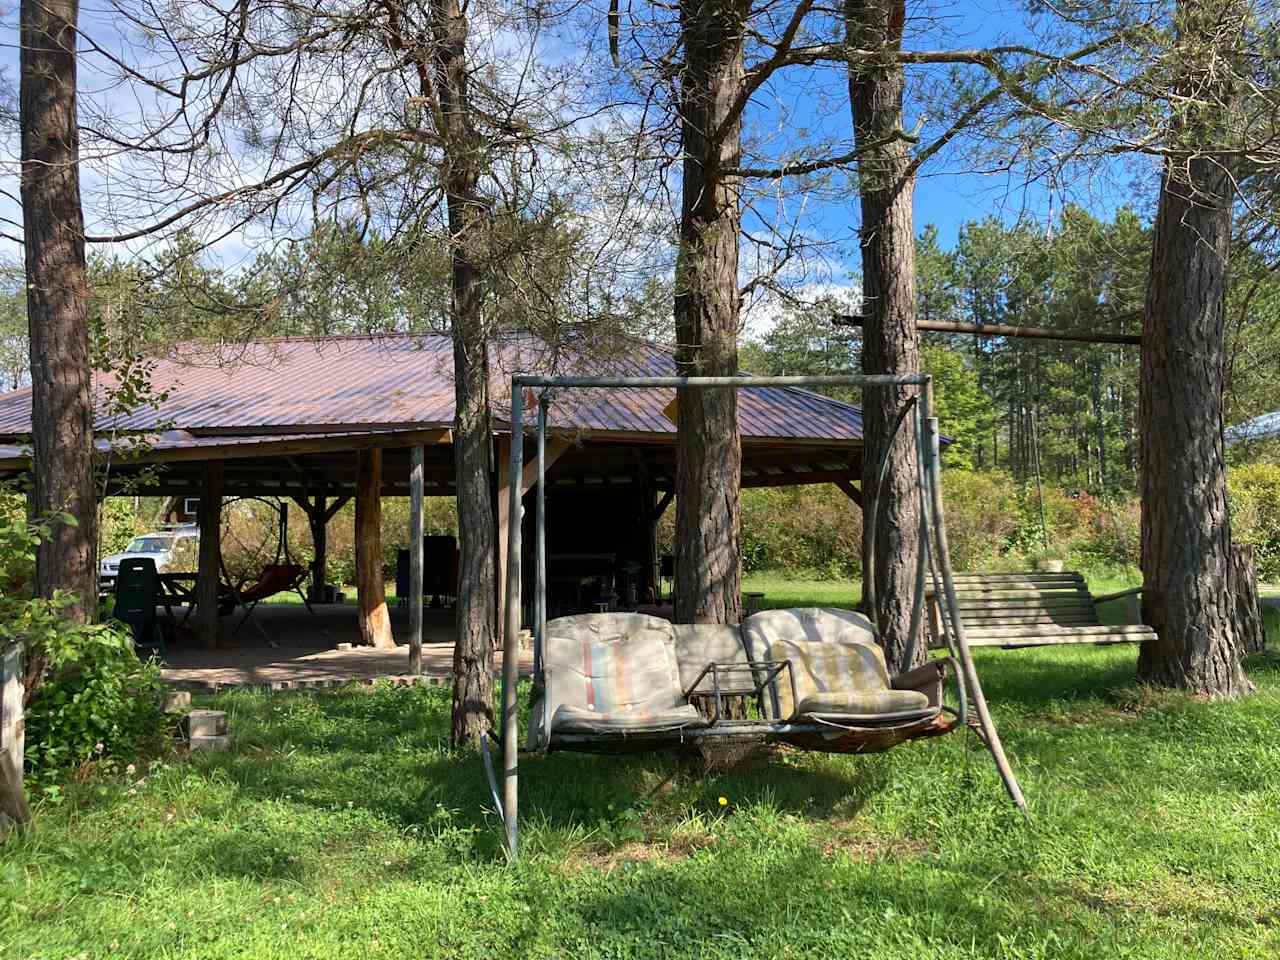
[{"xmin": 181, "ymin": 331, "xmax": 451, "ymax": 347}]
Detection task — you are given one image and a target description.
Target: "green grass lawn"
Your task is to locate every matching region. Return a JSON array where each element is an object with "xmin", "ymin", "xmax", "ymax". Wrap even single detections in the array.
[{"xmin": 5, "ymin": 587, "xmax": 1280, "ymax": 958}]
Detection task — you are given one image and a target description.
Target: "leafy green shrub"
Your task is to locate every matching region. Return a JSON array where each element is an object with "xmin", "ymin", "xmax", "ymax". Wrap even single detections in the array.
[
  {"xmin": 939, "ymin": 470, "xmax": 1023, "ymax": 569},
  {"xmin": 22, "ymin": 630, "xmax": 167, "ymax": 780},
  {"xmin": 739, "ymin": 487, "xmax": 862, "ymax": 576},
  {"xmin": 98, "ymin": 497, "xmax": 147, "ymax": 556},
  {"xmin": 1065, "ymin": 493, "xmax": 1141, "ymax": 569},
  {"xmin": 0, "ymin": 487, "xmax": 170, "ymax": 781},
  {"xmin": 1229, "ymin": 463, "xmax": 1280, "ymax": 580}
]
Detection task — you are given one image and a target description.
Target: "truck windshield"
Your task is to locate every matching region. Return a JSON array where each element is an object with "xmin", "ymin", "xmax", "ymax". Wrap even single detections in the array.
[{"xmin": 125, "ymin": 537, "xmax": 172, "ymax": 554}]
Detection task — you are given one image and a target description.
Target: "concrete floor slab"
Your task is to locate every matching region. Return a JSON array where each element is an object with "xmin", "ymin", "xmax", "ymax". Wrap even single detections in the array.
[{"xmin": 160, "ymin": 602, "xmax": 531, "ymax": 691}]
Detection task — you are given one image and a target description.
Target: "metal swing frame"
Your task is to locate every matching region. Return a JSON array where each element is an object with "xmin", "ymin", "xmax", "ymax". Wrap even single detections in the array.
[{"xmin": 490, "ymin": 373, "xmax": 1027, "ymax": 861}]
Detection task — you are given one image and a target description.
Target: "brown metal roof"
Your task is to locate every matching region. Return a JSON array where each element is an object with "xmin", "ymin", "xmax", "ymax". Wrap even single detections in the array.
[{"xmin": 0, "ymin": 331, "xmax": 863, "ymax": 443}]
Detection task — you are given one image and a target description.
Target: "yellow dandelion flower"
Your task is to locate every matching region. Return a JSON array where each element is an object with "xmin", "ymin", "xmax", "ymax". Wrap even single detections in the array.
[{"xmin": 718, "ymin": 796, "xmax": 728, "ymax": 807}]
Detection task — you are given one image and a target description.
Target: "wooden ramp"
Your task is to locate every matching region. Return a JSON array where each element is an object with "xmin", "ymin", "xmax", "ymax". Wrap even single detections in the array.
[{"xmin": 927, "ymin": 571, "xmax": 1157, "ymax": 649}]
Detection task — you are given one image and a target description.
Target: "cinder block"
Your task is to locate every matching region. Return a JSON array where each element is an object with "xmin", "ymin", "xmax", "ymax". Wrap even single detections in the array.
[
  {"xmin": 190, "ymin": 734, "xmax": 230, "ymax": 752},
  {"xmin": 336, "ymin": 642, "xmax": 354, "ymax": 651},
  {"xmin": 187, "ymin": 709, "xmax": 228, "ymax": 738},
  {"xmin": 162, "ymin": 691, "xmax": 192, "ymax": 714}
]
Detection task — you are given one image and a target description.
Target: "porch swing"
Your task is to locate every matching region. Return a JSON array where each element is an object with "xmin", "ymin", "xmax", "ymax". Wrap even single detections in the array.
[{"xmin": 484, "ymin": 372, "xmax": 1028, "ymax": 860}]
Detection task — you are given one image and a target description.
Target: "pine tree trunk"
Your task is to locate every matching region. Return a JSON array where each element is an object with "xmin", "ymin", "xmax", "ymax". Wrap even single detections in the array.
[
  {"xmin": 21, "ymin": 0, "xmax": 96, "ymax": 629},
  {"xmin": 430, "ymin": 0, "xmax": 496, "ymax": 746},
  {"xmin": 672, "ymin": 0, "xmax": 747, "ymax": 627},
  {"xmin": 846, "ymin": 0, "xmax": 922, "ymax": 672},
  {"xmin": 1136, "ymin": 151, "xmax": 1249, "ymax": 696}
]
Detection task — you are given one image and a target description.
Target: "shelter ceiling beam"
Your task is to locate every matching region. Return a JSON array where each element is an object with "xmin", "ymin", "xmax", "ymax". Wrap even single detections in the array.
[
  {"xmin": 654, "ymin": 489, "xmax": 675, "ymax": 521},
  {"xmin": 834, "ymin": 478, "xmax": 863, "ymax": 506}
]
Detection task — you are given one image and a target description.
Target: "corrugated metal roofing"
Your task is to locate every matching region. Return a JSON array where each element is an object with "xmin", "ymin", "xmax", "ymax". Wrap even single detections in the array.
[
  {"xmin": 0, "ymin": 332, "xmax": 863, "ymax": 443},
  {"xmin": 0, "ymin": 428, "xmax": 433, "ymax": 469}
]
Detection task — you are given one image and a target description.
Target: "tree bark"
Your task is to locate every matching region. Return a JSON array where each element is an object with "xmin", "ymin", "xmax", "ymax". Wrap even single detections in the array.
[
  {"xmin": 0, "ymin": 642, "xmax": 28, "ymax": 828},
  {"xmin": 672, "ymin": 0, "xmax": 747, "ymax": 627},
  {"xmin": 1229, "ymin": 543, "xmax": 1265, "ymax": 657},
  {"xmin": 21, "ymin": 0, "xmax": 96, "ymax": 628},
  {"xmin": 1136, "ymin": 147, "xmax": 1249, "ymax": 696},
  {"xmin": 430, "ymin": 0, "xmax": 496, "ymax": 747},
  {"xmin": 846, "ymin": 0, "xmax": 923, "ymax": 672},
  {"xmin": 355, "ymin": 448, "xmax": 395, "ymax": 648},
  {"xmin": 196, "ymin": 461, "xmax": 224, "ymax": 650}
]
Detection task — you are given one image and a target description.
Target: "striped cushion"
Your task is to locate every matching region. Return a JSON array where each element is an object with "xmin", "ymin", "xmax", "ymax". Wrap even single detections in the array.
[
  {"xmin": 743, "ymin": 608, "xmax": 930, "ymax": 720},
  {"xmin": 539, "ymin": 614, "xmax": 703, "ymax": 739}
]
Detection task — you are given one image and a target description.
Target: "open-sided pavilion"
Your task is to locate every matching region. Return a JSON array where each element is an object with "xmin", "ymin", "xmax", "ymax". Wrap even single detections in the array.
[{"xmin": 0, "ymin": 331, "xmax": 869, "ymax": 669}]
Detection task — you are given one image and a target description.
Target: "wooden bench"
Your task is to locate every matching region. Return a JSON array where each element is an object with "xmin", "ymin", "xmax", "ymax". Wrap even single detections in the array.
[{"xmin": 927, "ymin": 571, "xmax": 1157, "ymax": 649}]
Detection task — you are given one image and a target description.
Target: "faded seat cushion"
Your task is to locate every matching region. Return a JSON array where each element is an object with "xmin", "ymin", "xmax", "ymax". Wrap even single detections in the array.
[
  {"xmin": 551, "ymin": 703, "xmax": 703, "ymax": 734},
  {"xmin": 535, "ymin": 613, "xmax": 705, "ymax": 744},
  {"xmin": 795, "ymin": 687, "xmax": 930, "ymax": 721},
  {"xmin": 743, "ymin": 608, "xmax": 933, "ymax": 722}
]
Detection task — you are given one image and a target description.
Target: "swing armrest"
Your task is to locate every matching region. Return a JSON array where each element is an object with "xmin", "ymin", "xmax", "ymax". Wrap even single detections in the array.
[{"xmin": 891, "ymin": 658, "xmax": 950, "ymax": 709}]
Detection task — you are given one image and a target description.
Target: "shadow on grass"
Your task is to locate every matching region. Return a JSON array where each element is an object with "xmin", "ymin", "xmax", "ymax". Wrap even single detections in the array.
[
  {"xmin": 491, "ymin": 844, "xmax": 1185, "ymax": 959},
  {"xmin": 196, "ymin": 682, "xmax": 897, "ymax": 861},
  {"xmin": 969, "ymin": 645, "xmax": 1139, "ymax": 713},
  {"xmin": 190, "ymin": 638, "xmax": 1275, "ymax": 870}
]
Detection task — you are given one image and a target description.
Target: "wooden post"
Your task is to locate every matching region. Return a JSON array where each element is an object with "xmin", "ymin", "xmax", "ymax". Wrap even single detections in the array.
[
  {"xmin": 293, "ymin": 494, "xmax": 351, "ymax": 603},
  {"xmin": 409, "ymin": 446, "xmax": 425, "ymax": 674},
  {"xmin": 197, "ymin": 460, "xmax": 224, "ymax": 650},
  {"xmin": 355, "ymin": 449, "xmax": 395, "ymax": 648},
  {"xmin": 310, "ymin": 494, "xmax": 328, "ymax": 602},
  {"xmin": 0, "ymin": 642, "xmax": 29, "ymax": 827}
]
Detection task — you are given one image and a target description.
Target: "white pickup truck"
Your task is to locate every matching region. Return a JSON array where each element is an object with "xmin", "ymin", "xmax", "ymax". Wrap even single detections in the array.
[{"xmin": 99, "ymin": 526, "xmax": 200, "ymax": 585}]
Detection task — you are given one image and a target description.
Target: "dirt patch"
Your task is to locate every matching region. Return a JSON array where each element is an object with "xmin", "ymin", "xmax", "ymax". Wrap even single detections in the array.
[
  {"xmin": 565, "ymin": 841, "xmax": 691, "ymax": 874},
  {"xmin": 817, "ymin": 832, "xmax": 928, "ymax": 863}
]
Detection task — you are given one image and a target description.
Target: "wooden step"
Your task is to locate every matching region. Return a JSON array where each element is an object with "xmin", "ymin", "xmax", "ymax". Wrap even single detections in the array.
[
  {"xmin": 956, "ymin": 602, "xmax": 1097, "ymax": 612},
  {"xmin": 965, "ymin": 631, "xmax": 1156, "ymax": 648},
  {"xmin": 957, "ymin": 615, "xmax": 1102, "ymax": 628},
  {"xmin": 949, "ymin": 571, "xmax": 1084, "ymax": 582},
  {"xmin": 962, "ymin": 623, "xmax": 1155, "ymax": 639}
]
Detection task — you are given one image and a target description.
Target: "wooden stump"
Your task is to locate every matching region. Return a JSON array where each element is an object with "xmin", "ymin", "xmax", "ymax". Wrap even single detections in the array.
[
  {"xmin": 355, "ymin": 448, "xmax": 395, "ymax": 648},
  {"xmin": 0, "ymin": 643, "xmax": 29, "ymax": 827},
  {"xmin": 1230, "ymin": 543, "xmax": 1266, "ymax": 657}
]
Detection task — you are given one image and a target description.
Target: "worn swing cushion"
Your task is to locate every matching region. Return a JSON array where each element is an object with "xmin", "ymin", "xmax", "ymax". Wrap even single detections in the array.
[
  {"xmin": 537, "ymin": 613, "xmax": 704, "ymax": 742},
  {"xmin": 742, "ymin": 608, "xmax": 933, "ymax": 722}
]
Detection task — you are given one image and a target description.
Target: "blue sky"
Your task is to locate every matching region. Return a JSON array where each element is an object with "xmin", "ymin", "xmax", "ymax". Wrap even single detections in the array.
[
  {"xmin": 0, "ymin": 0, "xmax": 1149, "ymax": 280},
  {"xmin": 732, "ymin": 0, "xmax": 1148, "ymax": 285}
]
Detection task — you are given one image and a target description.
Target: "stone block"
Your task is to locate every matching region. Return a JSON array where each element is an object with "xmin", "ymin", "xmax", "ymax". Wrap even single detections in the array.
[
  {"xmin": 336, "ymin": 642, "xmax": 354, "ymax": 651},
  {"xmin": 162, "ymin": 691, "xmax": 192, "ymax": 714},
  {"xmin": 187, "ymin": 709, "xmax": 228, "ymax": 738},
  {"xmin": 190, "ymin": 734, "xmax": 230, "ymax": 752}
]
